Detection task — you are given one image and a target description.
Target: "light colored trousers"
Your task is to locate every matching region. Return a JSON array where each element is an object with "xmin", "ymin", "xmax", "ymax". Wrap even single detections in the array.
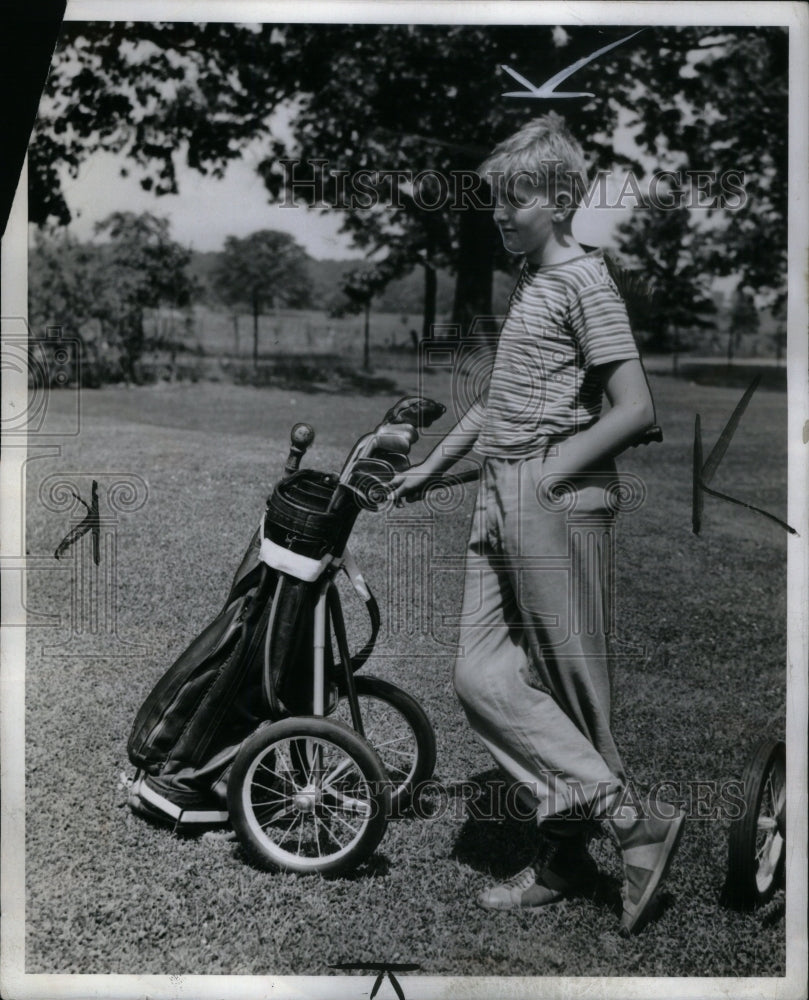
[{"xmin": 453, "ymin": 455, "xmax": 628, "ymax": 831}]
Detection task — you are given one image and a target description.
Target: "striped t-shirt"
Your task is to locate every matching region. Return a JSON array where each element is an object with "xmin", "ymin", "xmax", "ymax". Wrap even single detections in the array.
[{"xmin": 476, "ymin": 250, "xmax": 640, "ymax": 457}]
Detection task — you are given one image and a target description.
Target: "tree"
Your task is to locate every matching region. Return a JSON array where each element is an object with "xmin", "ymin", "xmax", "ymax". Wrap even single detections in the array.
[
  {"xmin": 770, "ymin": 298, "xmax": 787, "ymax": 364},
  {"xmin": 212, "ymin": 230, "xmax": 310, "ymax": 365},
  {"xmin": 28, "ymin": 229, "xmax": 111, "ymax": 384},
  {"xmin": 727, "ymin": 286, "xmax": 760, "ymax": 362},
  {"xmin": 29, "ymin": 229, "xmax": 102, "ymax": 337},
  {"xmin": 616, "ymin": 195, "xmax": 716, "ymax": 367},
  {"xmin": 623, "ymin": 28, "xmax": 787, "ymax": 309},
  {"xmin": 334, "ymin": 261, "xmax": 398, "ymax": 371},
  {"xmin": 254, "ymin": 24, "xmax": 644, "ymax": 334},
  {"xmin": 92, "ymin": 212, "xmax": 195, "ymax": 380},
  {"xmin": 29, "ymin": 212, "xmax": 195, "ymax": 383},
  {"xmin": 30, "ymin": 23, "xmax": 787, "ymax": 330}
]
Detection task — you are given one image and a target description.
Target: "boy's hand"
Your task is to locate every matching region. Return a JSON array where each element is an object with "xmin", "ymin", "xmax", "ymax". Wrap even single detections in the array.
[{"xmin": 388, "ymin": 464, "xmax": 435, "ymax": 505}]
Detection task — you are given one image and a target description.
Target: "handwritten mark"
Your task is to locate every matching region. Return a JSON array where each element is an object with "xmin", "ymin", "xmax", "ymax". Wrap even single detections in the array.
[
  {"xmin": 692, "ymin": 376, "xmax": 796, "ymax": 536},
  {"xmin": 330, "ymin": 962, "xmax": 421, "ymax": 1000},
  {"xmin": 54, "ymin": 480, "xmax": 101, "ymax": 564},
  {"xmin": 501, "ymin": 30, "xmax": 644, "ymax": 99}
]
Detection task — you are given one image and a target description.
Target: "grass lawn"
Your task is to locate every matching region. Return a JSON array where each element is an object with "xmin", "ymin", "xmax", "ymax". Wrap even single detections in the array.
[{"xmin": 22, "ymin": 369, "xmax": 788, "ymax": 977}]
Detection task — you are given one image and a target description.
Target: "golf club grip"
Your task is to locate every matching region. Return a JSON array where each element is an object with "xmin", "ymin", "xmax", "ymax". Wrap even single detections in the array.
[{"xmin": 283, "ymin": 423, "xmax": 316, "ymax": 478}]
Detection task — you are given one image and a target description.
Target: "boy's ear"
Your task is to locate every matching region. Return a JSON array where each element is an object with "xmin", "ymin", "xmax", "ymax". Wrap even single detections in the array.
[
  {"xmin": 551, "ymin": 195, "xmax": 575, "ymax": 223},
  {"xmin": 552, "ymin": 203, "xmax": 575, "ymax": 223}
]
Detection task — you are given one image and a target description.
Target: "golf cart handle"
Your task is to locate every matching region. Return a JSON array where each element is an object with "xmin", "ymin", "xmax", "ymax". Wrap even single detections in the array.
[
  {"xmin": 403, "ymin": 424, "xmax": 663, "ymax": 504},
  {"xmin": 635, "ymin": 424, "xmax": 663, "ymax": 446}
]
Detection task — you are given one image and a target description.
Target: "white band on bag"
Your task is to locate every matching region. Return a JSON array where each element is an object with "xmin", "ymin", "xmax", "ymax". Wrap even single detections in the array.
[{"xmin": 259, "ymin": 535, "xmax": 331, "ymax": 582}]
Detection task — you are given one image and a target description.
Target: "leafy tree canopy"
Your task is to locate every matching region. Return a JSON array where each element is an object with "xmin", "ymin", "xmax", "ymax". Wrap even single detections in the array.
[
  {"xmin": 617, "ymin": 195, "xmax": 717, "ymax": 351},
  {"xmin": 29, "ymin": 210, "xmax": 195, "ymax": 381},
  {"xmin": 212, "ymin": 229, "xmax": 311, "ymax": 312},
  {"xmin": 212, "ymin": 228, "xmax": 310, "ymax": 363},
  {"xmin": 31, "ymin": 22, "xmax": 787, "ymax": 323}
]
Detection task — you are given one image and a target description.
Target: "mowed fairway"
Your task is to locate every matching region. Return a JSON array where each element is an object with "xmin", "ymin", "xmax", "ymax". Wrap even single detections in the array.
[{"xmin": 22, "ymin": 370, "xmax": 788, "ymax": 976}]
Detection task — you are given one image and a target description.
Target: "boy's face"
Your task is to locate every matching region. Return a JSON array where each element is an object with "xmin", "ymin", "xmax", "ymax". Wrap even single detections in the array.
[{"xmin": 492, "ymin": 176, "xmax": 565, "ymax": 265}]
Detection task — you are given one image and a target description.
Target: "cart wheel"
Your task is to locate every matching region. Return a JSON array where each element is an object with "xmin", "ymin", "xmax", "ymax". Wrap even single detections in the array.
[
  {"xmin": 725, "ymin": 738, "xmax": 786, "ymax": 909},
  {"xmin": 333, "ymin": 675, "xmax": 437, "ymax": 814},
  {"xmin": 227, "ymin": 717, "xmax": 389, "ymax": 875}
]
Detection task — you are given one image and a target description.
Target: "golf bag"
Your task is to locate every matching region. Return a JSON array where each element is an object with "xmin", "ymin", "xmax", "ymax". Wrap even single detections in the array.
[{"xmin": 127, "ymin": 469, "xmax": 379, "ymax": 827}]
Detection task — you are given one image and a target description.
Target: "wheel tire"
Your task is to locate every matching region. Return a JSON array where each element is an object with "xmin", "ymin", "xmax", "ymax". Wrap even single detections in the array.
[
  {"xmin": 333, "ymin": 675, "xmax": 437, "ymax": 814},
  {"xmin": 726, "ymin": 738, "xmax": 786, "ymax": 909},
  {"xmin": 227, "ymin": 716, "xmax": 389, "ymax": 875}
]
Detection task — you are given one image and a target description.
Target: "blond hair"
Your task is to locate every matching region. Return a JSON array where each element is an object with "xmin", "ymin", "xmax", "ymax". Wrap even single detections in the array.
[{"xmin": 478, "ymin": 113, "xmax": 589, "ymax": 207}]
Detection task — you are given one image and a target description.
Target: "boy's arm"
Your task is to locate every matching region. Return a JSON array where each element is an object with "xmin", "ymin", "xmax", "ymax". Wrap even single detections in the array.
[
  {"xmin": 539, "ymin": 358, "xmax": 655, "ymax": 494},
  {"xmin": 390, "ymin": 399, "xmax": 486, "ymax": 500}
]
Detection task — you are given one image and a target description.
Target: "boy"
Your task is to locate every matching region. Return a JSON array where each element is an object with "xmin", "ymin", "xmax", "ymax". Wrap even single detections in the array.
[{"xmin": 392, "ymin": 114, "xmax": 684, "ymax": 935}]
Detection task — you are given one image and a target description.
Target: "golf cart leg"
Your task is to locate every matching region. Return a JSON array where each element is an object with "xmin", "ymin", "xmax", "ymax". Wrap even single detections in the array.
[{"xmin": 327, "ymin": 582, "xmax": 365, "ymax": 738}]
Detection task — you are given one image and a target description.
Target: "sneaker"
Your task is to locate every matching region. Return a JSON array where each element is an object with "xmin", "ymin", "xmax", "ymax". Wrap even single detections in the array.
[
  {"xmin": 608, "ymin": 811, "xmax": 686, "ymax": 935},
  {"xmin": 477, "ymin": 841, "xmax": 599, "ymax": 911}
]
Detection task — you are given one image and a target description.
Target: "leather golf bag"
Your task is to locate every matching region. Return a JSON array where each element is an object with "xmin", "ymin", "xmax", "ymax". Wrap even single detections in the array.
[{"xmin": 126, "ymin": 470, "xmax": 378, "ymax": 827}]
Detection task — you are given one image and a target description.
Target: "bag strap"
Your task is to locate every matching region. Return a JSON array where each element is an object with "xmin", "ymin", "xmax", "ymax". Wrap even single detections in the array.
[
  {"xmin": 340, "ymin": 548, "xmax": 380, "ymax": 672},
  {"xmin": 261, "ymin": 571, "xmax": 287, "ymax": 718}
]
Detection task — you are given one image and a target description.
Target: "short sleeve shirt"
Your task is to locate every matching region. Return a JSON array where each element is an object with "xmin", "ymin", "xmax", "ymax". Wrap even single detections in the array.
[{"xmin": 476, "ymin": 250, "xmax": 640, "ymax": 457}]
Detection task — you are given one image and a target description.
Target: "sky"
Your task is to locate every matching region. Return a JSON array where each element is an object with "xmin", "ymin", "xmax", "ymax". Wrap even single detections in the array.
[{"xmin": 58, "ymin": 146, "xmax": 360, "ymax": 259}]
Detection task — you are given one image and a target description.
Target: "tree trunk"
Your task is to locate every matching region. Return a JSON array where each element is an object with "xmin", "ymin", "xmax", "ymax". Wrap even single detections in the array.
[
  {"xmin": 123, "ymin": 309, "xmax": 145, "ymax": 384},
  {"xmin": 422, "ymin": 257, "xmax": 437, "ymax": 343},
  {"xmin": 451, "ymin": 207, "xmax": 497, "ymax": 337},
  {"xmin": 232, "ymin": 314, "xmax": 240, "ymax": 356},
  {"xmin": 252, "ymin": 293, "xmax": 259, "ymax": 367},
  {"xmin": 671, "ymin": 325, "xmax": 680, "ymax": 375},
  {"xmin": 363, "ymin": 300, "xmax": 371, "ymax": 371}
]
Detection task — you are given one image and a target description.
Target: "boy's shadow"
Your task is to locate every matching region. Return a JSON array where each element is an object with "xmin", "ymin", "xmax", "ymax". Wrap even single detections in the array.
[{"xmin": 448, "ymin": 769, "xmax": 625, "ymax": 915}]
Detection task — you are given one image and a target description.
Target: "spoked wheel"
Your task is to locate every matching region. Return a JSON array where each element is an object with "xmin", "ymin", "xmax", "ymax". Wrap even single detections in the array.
[
  {"xmin": 725, "ymin": 738, "xmax": 786, "ymax": 909},
  {"xmin": 227, "ymin": 717, "xmax": 389, "ymax": 875},
  {"xmin": 333, "ymin": 675, "xmax": 437, "ymax": 814}
]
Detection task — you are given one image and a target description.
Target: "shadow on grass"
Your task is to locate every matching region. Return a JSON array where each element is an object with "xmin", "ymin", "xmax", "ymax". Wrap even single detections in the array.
[
  {"xmin": 326, "ymin": 853, "xmax": 393, "ymax": 882},
  {"xmin": 664, "ymin": 363, "xmax": 786, "ymax": 391},
  {"xmin": 227, "ymin": 842, "xmax": 393, "ymax": 881},
  {"xmin": 445, "ymin": 772, "xmax": 537, "ymax": 879},
  {"xmin": 442, "ymin": 769, "xmax": 629, "ymax": 916},
  {"xmin": 222, "ymin": 356, "xmax": 401, "ymax": 396}
]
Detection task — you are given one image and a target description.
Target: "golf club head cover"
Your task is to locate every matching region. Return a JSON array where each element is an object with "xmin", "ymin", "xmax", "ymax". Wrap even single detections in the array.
[{"xmin": 381, "ymin": 396, "xmax": 446, "ymax": 429}]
